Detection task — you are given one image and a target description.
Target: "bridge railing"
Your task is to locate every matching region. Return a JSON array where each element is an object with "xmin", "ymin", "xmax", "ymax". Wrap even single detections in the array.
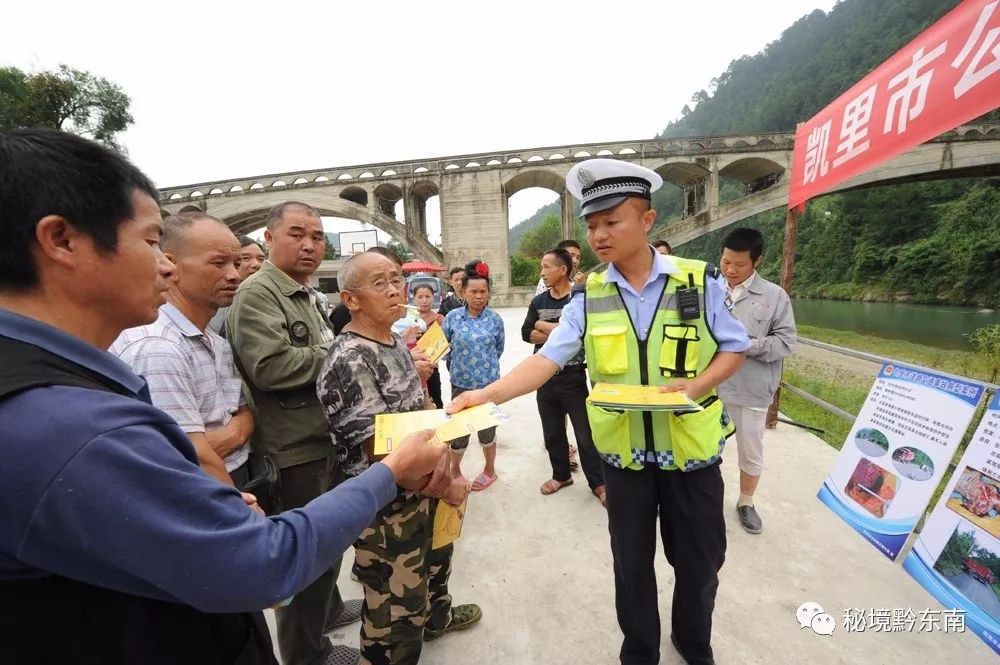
[{"xmin": 158, "ymin": 132, "xmax": 799, "ymax": 201}]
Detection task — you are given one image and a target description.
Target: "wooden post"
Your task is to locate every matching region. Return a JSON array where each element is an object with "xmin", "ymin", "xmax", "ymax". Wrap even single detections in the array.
[{"xmin": 766, "ymin": 204, "xmax": 802, "ymax": 429}]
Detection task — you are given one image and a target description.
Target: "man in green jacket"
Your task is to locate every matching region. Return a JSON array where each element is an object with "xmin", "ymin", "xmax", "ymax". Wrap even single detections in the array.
[{"xmin": 227, "ymin": 201, "xmax": 360, "ymax": 665}]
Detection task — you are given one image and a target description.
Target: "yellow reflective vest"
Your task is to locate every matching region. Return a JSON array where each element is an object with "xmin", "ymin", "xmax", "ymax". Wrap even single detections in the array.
[{"xmin": 583, "ymin": 256, "xmax": 735, "ymax": 471}]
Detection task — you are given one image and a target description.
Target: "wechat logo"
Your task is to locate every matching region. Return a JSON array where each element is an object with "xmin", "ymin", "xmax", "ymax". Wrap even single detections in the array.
[{"xmin": 797, "ymin": 601, "xmax": 836, "ymax": 636}]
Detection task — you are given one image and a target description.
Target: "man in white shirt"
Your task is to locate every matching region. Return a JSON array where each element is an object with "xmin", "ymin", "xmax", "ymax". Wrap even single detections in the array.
[
  {"xmin": 717, "ymin": 227, "xmax": 796, "ymax": 534},
  {"xmin": 112, "ymin": 212, "xmax": 254, "ymax": 487}
]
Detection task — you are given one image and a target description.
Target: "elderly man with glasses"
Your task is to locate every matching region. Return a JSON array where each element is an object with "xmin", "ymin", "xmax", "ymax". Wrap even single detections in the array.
[{"xmin": 317, "ymin": 251, "xmax": 480, "ymax": 665}]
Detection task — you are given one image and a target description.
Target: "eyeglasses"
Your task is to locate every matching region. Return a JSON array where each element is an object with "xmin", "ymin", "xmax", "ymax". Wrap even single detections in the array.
[{"xmin": 355, "ymin": 276, "xmax": 405, "ymax": 293}]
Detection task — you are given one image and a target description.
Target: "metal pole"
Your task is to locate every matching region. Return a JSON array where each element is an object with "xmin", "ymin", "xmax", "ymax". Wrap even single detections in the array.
[{"xmin": 767, "ymin": 204, "xmax": 802, "ymax": 429}]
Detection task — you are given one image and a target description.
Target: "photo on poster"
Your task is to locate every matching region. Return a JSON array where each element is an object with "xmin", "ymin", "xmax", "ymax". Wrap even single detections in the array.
[
  {"xmin": 890, "ymin": 446, "xmax": 934, "ymax": 481},
  {"xmin": 932, "ymin": 522, "xmax": 1000, "ymax": 625},
  {"xmin": 853, "ymin": 427, "xmax": 889, "ymax": 457},
  {"xmin": 947, "ymin": 466, "xmax": 1000, "ymax": 540},
  {"xmin": 844, "ymin": 458, "xmax": 898, "ymax": 519}
]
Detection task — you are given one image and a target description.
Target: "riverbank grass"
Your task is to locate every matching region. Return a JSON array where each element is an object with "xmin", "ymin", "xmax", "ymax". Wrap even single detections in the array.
[{"xmin": 797, "ymin": 325, "xmax": 991, "ymax": 383}]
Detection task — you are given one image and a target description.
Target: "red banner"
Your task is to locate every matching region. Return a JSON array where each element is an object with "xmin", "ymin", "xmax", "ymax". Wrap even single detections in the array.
[{"xmin": 789, "ymin": 0, "xmax": 1000, "ymax": 209}]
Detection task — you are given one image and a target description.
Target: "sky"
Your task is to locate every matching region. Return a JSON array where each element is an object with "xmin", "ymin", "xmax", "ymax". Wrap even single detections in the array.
[{"xmin": 2, "ymin": 0, "xmax": 837, "ymax": 246}]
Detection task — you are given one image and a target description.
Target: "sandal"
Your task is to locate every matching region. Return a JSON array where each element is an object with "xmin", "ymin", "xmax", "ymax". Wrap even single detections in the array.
[
  {"xmin": 540, "ymin": 478, "xmax": 574, "ymax": 495},
  {"xmin": 471, "ymin": 472, "xmax": 497, "ymax": 491},
  {"xmin": 593, "ymin": 485, "xmax": 607, "ymax": 508}
]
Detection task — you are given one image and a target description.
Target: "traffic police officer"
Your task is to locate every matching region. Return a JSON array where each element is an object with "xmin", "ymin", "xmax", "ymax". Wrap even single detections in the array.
[{"xmin": 448, "ymin": 159, "xmax": 749, "ymax": 665}]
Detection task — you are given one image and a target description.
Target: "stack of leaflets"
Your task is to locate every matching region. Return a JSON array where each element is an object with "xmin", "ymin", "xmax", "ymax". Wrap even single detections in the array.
[
  {"xmin": 373, "ymin": 402, "xmax": 510, "ymax": 455},
  {"xmin": 587, "ymin": 383, "xmax": 702, "ymax": 412}
]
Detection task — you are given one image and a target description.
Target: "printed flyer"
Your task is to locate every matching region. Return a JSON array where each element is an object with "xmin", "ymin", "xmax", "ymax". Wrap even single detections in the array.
[
  {"xmin": 588, "ymin": 383, "xmax": 701, "ymax": 411},
  {"xmin": 416, "ymin": 322, "xmax": 449, "ymax": 363},
  {"xmin": 374, "ymin": 403, "xmax": 510, "ymax": 455},
  {"xmin": 903, "ymin": 392, "xmax": 1000, "ymax": 656},
  {"xmin": 818, "ymin": 362, "xmax": 984, "ymax": 560},
  {"xmin": 433, "ymin": 496, "xmax": 468, "ymax": 550}
]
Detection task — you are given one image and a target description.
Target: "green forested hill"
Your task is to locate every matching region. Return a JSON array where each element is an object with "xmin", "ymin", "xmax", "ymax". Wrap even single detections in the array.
[
  {"xmin": 659, "ymin": 0, "xmax": 964, "ymax": 137},
  {"xmin": 510, "ymin": 0, "xmax": 1000, "ymax": 305}
]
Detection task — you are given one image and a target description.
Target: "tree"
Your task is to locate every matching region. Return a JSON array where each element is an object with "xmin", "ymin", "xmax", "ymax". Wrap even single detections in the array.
[
  {"xmin": 518, "ymin": 213, "xmax": 562, "ymax": 258},
  {"xmin": 386, "ymin": 240, "xmax": 412, "ymax": 264},
  {"xmin": 510, "ymin": 254, "xmax": 540, "ymax": 287},
  {"xmin": 0, "ymin": 64, "xmax": 134, "ymax": 152}
]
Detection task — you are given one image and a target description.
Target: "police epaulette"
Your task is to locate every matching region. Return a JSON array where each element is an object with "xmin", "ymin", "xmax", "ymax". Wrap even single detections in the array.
[
  {"xmin": 571, "ymin": 283, "xmax": 587, "ymax": 297},
  {"xmin": 705, "ymin": 262, "xmax": 721, "ymax": 280}
]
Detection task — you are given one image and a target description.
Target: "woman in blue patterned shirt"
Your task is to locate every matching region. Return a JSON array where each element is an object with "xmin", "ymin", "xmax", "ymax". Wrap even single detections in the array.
[{"xmin": 443, "ymin": 260, "xmax": 505, "ymax": 491}]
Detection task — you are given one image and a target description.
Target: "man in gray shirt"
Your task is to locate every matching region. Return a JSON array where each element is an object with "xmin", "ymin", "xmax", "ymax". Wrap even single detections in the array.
[
  {"xmin": 717, "ymin": 228, "xmax": 797, "ymax": 535},
  {"xmin": 112, "ymin": 212, "xmax": 253, "ymax": 487}
]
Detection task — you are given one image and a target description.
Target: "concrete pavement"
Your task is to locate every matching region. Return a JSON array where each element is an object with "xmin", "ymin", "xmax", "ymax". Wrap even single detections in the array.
[{"xmin": 270, "ymin": 307, "xmax": 993, "ymax": 664}]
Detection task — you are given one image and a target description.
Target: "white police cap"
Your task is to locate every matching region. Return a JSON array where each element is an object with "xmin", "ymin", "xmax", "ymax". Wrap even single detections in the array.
[{"xmin": 566, "ymin": 158, "xmax": 663, "ymax": 217}]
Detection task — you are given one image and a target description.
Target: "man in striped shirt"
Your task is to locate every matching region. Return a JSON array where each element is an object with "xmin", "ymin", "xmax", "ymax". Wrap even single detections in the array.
[{"xmin": 111, "ymin": 212, "xmax": 254, "ymax": 487}]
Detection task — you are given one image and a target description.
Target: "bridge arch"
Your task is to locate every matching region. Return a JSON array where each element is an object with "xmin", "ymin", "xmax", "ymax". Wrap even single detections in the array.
[
  {"xmin": 718, "ymin": 156, "xmax": 786, "ymax": 184},
  {"xmin": 186, "ymin": 189, "xmax": 443, "ymax": 264},
  {"xmin": 373, "ymin": 183, "xmax": 403, "ymax": 217},
  {"xmin": 339, "ymin": 186, "xmax": 368, "ymax": 207},
  {"xmin": 503, "ymin": 168, "xmax": 565, "ymax": 197},
  {"xmin": 649, "ymin": 160, "xmax": 710, "ymax": 188},
  {"xmin": 407, "ymin": 180, "xmax": 440, "ymax": 239}
]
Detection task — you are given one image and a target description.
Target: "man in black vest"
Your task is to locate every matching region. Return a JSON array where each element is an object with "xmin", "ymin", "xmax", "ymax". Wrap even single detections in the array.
[{"xmin": 0, "ymin": 128, "xmax": 446, "ymax": 665}]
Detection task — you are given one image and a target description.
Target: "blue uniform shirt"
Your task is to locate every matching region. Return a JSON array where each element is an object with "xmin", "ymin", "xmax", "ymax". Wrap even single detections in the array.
[
  {"xmin": 0, "ymin": 308, "xmax": 398, "ymax": 612},
  {"xmin": 539, "ymin": 249, "xmax": 750, "ymax": 368}
]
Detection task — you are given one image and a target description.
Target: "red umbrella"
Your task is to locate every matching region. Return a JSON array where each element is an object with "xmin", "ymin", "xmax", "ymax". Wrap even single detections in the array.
[{"xmin": 401, "ymin": 260, "xmax": 445, "ymax": 273}]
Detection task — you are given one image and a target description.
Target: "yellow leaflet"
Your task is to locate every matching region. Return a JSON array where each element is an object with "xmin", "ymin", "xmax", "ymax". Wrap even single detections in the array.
[
  {"xmin": 432, "ymin": 496, "xmax": 468, "ymax": 549},
  {"xmin": 587, "ymin": 382, "xmax": 702, "ymax": 411},
  {"xmin": 416, "ymin": 321, "xmax": 449, "ymax": 363},
  {"xmin": 374, "ymin": 403, "xmax": 509, "ymax": 456}
]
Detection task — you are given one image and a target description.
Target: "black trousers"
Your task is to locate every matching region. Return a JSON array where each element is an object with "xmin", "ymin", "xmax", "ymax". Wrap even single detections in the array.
[
  {"xmin": 229, "ymin": 461, "xmax": 250, "ymax": 491},
  {"xmin": 604, "ymin": 461, "xmax": 726, "ymax": 665},
  {"xmin": 536, "ymin": 370, "xmax": 603, "ymax": 490},
  {"xmin": 275, "ymin": 458, "xmax": 345, "ymax": 665},
  {"xmin": 427, "ymin": 368, "xmax": 443, "ymax": 408}
]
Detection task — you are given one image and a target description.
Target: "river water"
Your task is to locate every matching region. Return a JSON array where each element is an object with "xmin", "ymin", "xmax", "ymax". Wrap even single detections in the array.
[{"xmin": 791, "ymin": 299, "xmax": 1000, "ymax": 350}]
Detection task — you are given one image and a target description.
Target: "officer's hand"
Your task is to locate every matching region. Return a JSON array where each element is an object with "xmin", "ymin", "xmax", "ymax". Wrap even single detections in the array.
[
  {"xmin": 381, "ymin": 429, "xmax": 446, "ymax": 484},
  {"xmin": 660, "ymin": 379, "xmax": 706, "ymax": 401},
  {"xmin": 445, "ymin": 388, "xmax": 488, "ymax": 415}
]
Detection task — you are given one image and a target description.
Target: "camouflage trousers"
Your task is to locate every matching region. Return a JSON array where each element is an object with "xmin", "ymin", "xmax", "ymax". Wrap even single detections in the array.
[
  {"xmin": 355, "ymin": 492, "xmax": 456, "ymax": 665},
  {"xmin": 426, "ymin": 501, "xmax": 454, "ymax": 633}
]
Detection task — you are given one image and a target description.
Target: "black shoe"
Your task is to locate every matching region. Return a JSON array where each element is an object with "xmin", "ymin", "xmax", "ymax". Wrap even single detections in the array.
[
  {"xmin": 737, "ymin": 504, "xmax": 763, "ymax": 534},
  {"xmin": 321, "ymin": 644, "xmax": 360, "ymax": 665},
  {"xmin": 670, "ymin": 633, "xmax": 716, "ymax": 665},
  {"xmin": 325, "ymin": 598, "xmax": 363, "ymax": 631}
]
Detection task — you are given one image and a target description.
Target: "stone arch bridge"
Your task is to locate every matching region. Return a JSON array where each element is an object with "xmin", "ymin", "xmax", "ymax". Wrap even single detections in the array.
[{"xmin": 160, "ymin": 124, "xmax": 1000, "ymax": 304}]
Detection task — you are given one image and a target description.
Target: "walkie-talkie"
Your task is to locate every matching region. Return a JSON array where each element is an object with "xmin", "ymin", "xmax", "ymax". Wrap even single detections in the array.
[{"xmin": 676, "ymin": 273, "xmax": 700, "ymax": 320}]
